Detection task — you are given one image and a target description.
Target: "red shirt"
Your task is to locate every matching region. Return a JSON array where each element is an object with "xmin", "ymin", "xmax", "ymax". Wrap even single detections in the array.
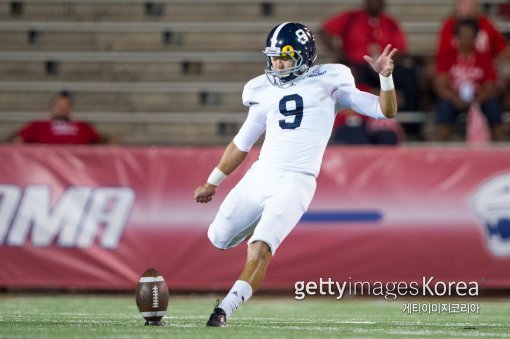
[
  {"xmin": 437, "ymin": 16, "xmax": 507, "ymax": 60},
  {"xmin": 436, "ymin": 49, "xmax": 496, "ymax": 92},
  {"xmin": 322, "ymin": 9, "xmax": 407, "ymax": 64},
  {"xmin": 500, "ymin": 3, "xmax": 510, "ymax": 19},
  {"xmin": 18, "ymin": 120, "xmax": 101, "ymax": 144}
]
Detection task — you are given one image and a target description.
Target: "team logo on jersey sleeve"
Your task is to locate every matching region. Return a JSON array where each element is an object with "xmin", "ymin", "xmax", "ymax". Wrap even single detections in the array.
[{"xmin": 307, "ymin": 69, "xmax": 326, "ymax": 78}]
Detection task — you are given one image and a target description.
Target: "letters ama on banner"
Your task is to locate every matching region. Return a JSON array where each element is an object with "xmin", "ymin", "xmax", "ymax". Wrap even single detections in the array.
[{"xmin": 0, "ymin": 185, "xmax": 135, "ymax": 248}]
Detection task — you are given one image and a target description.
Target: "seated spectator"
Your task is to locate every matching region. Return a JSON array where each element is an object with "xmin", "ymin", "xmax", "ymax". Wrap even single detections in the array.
[
  {"xmin": 8, "ymin": 91, "xmax": 111, "ymax": 144},
  {"xmin": 438, "ymin": 0, "xmax": 507, "ymax": 70},
  {"xmin": 434, "ymin": 19, "xmax": 504, "ymax": 141},
  {"xmin": 332, "ymin": 109, "xmax": 370, "ymax": 145},
  {"xmin": 332, "ymin": 110, "xmax": 404, "ymax": 145},
  {"xmin": 366, "ymin": 118, "xmax": 405, "ymax": 145},
  {"xmin": 332, "ymin": 82, "xmax": 405, "ymax": 145},
  {"xmin": 320, "ymin": 0, "xmax": 420, "ymax": 111}
]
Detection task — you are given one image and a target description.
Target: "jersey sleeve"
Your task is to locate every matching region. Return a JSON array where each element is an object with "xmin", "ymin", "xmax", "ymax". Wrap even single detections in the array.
[
  {"xmin": 325, "ymin": 64, "xmax": 386, "ymax": 120},
  {"xmin": 242, "ymin": 75, "xmax": 267, "ymax": 107},
  {"xmin": 232, "ymin": 104, "xmax": 266, "ymax": 152},
  {"xmin": 336, "ymin": 87, "xmax": 386, "ymax": 120}
]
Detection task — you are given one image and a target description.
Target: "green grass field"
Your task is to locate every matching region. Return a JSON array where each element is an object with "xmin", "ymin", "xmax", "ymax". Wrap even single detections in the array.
[{"xmin": 0, "ymin": 294, "xmax": 509, "ymax": 338}]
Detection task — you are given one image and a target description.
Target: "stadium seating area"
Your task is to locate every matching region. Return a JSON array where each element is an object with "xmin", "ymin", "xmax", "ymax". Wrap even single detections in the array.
[{"xmin": 0, "ymin": 0, "xmax": 508, "ymax": 144}]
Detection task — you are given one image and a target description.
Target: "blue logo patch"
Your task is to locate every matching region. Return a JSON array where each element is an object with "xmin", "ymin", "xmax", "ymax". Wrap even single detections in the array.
[{"xmin": 307, "ymin": 70, "xmax": 326, "ymax": 78}]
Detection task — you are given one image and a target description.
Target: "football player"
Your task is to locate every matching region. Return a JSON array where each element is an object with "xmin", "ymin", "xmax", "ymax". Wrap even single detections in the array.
[{"xmin": 194, "ymin": 22, "xmax": 397, "ymax": 327}]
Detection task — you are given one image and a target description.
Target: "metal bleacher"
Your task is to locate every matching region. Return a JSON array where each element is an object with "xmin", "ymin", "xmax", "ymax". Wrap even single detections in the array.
[{"xmin": 0, "ymin": 0, "xmax": 508, "ymax": 144}]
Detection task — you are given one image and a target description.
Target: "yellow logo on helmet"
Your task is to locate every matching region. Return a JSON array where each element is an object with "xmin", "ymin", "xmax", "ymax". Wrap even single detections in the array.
[{"xmin": 281, "ymin": 45, "xmax": 295, "ymax": 58}]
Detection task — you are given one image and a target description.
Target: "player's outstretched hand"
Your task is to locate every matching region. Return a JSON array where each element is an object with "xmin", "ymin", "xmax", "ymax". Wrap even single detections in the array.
[
  {"xmin": 194, "ymin": 183, "xmax": 216, "ymax": 203},
  {"xmin": 363, "ymin": 44, "xmax": 397, "ymax": 77}
]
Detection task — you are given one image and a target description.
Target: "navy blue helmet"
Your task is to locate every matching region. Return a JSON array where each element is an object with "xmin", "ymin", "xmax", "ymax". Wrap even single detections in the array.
[{"xmin": 263, "ymin": 22, "xmax": 317, "ymax": 87}]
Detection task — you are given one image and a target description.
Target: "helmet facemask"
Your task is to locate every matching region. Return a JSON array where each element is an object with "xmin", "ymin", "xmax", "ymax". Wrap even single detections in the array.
[{"xmin": 263, "ymin": 46, "xmax": 310, "ymax": 88}]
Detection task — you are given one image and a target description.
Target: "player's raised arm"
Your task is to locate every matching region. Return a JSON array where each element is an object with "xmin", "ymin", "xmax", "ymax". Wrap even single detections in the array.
[
  {"xmin": 194, "ymin": 142, "xmax": 248, "ymax": 203},
  {"xmin": 363, "ymin": 44, "xmax": 398, "ymax": 118}
]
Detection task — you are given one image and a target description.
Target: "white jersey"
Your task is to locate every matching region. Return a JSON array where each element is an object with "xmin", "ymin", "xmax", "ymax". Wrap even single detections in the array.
[{"xmin": 233, "ymin": 63, "xmax": 387, "ymax": 177}]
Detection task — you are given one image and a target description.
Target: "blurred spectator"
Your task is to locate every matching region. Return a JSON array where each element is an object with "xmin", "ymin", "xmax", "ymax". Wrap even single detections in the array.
[
  {"xmin": 332, "ymin": 109, "xmax": 370, "ymax": 145},
  {"xmin": 500, "ymin": 2, "xmax": 510, "ymax": 20},
  {"xmin": 434, "ymin": 19, "xmax": 504, "ymax": 141},
  {"xmin": 8, "ymin": 91, "xmax": 112, "ymax": 144},
  {"xmin": 332, "ymin": 109, "xmax": 404, "ymax": 146},
  {"xmin": 320, "ymin": 0, "xmax": 420, "ymax": 112},
  {"xmin": 437, "ymin": 0, "xmax": 508, "ymax": 68},
  {"xmin": 332, "ymin": 83, "xmax": 405, "ymax": 145},
  {"xmin": 366, "ymin": 117, "xmax": 405, "ymax": 145}
]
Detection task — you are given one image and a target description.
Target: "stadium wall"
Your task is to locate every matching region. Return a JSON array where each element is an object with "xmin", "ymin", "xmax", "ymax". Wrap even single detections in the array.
[{"xmin": 0, "ymin": 145, "xmax": 509, "ymax": 292}]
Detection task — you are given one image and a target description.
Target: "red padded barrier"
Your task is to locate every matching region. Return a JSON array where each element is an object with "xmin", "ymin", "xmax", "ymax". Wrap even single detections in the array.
[{"xmin": 0, "ymin": 145, "xmax": 509, "ymax": 291}]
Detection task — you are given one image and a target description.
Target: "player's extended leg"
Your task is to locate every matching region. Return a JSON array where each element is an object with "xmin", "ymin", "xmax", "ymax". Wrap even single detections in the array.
[
  {"xmin": 239, "ymin": 241, "xmax": 272, "ymax": 291},
  {"xmin": 206, "ymin": 241, "xmax": 271, "ymax": 327},
  {"xmin": 206, "ymin": 169, "xmax": 316, "ymax": 327}
]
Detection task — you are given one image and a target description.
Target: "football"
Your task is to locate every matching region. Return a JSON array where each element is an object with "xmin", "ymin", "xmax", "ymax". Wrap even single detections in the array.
[{"xmin": 135, "ymin": 268, "xmax": 169, "ymax": 325}]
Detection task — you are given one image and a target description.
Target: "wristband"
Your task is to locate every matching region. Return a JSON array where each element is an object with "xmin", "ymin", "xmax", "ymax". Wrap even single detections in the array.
[
  {"xmin": 207, "ymin": 167, "xmax": 227, "ymax": 186},
  {"xmin": 379, "ymin": 74, "xmax": 395, "ymax": 91}
]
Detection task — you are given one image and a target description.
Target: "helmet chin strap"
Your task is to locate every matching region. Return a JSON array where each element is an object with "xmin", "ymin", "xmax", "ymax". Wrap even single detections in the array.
[{"xmin": 298, "ymin": 64, "xmax": 309, "ymax": 74}]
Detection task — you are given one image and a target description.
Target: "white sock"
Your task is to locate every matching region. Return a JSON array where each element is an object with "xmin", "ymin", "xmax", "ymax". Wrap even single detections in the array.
[{"xmin": 218, "ymin": 280, "xmax": 253, "ymax": 319}]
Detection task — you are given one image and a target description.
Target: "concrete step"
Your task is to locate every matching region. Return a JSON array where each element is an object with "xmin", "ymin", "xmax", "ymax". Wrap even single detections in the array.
[
  {"xmin": 0, "ymin": 60, "xmax": 264, "ymax": 81},
  {"xmin": 0, "ymin": 1, "xmax": 458, "ymax": 22},
  {"xmin": 0, "ymin": 30, "xmax": 267, "ymax": 51},
  {"xmin": 0, "ymin": 89, "xmax": 245, "ymax": 112},
  {"xmin": 0, "ymin": 27, "xmax": 444, "ymax": 56}
]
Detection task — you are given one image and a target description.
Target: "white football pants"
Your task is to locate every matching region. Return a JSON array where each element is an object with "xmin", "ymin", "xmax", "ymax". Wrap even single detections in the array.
[{"xmin": 208, "ymin": 161, "xmax": 316, "ymax": 254}]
